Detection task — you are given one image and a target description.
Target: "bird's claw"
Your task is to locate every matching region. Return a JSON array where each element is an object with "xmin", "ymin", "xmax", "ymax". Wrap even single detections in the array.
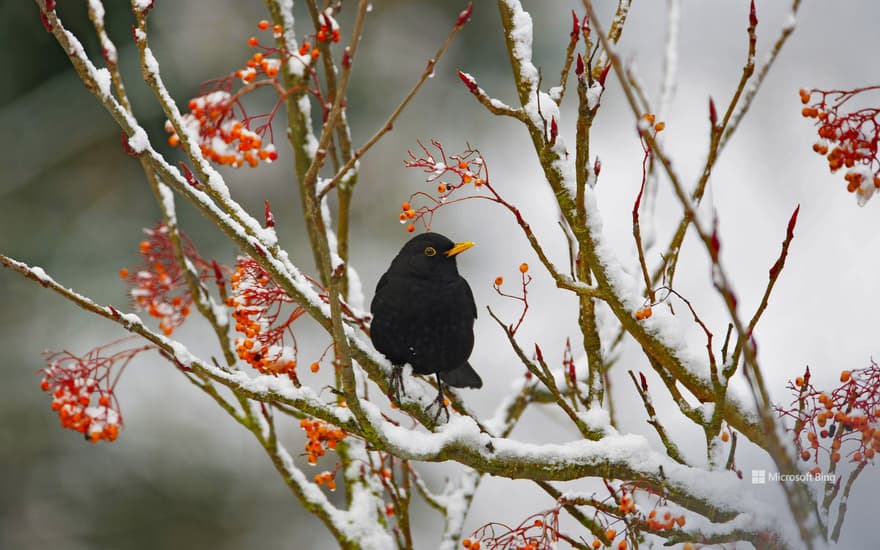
[
  {"xmin": 428, "ymin": 386, "xmax": 450, "ymax": 426},
  {"xmin": 388, "ymin": 365, "xmax": 404, "ymax": 406}
]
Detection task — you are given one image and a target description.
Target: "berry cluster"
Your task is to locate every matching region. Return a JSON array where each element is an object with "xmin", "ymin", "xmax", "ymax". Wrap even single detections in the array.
[
  {"xmin": 402, "ymin": 141, "xmax": 488, "ymax": 232},
  {"xmin": 237, "ymin": 50, "xmax": 281, "ymax": 82},
  {"xmin": 800, "ymin": 86, "xmax": 880, "ymax": 204},
  {"xmin": 464, "ymin": 513, "xmax": 559, "ymax": 550},
  {"xmin": 119, "ymin": 222, "xmax": 213, "ymax": 336},
  {"xmin": 778, "ymin": 363, "xmax": 880, "ymax": 470},
  {"xmin": 314, "ymin": 470, "xmax": 337, "ymax": 491},
  {"xmin": 39, "ymin": 343, "xmax": 149, "ymax": 443},
  {"xmin": 165, "ymin": 91, "xmax": 278, "ymax": 168},
  {"xmin": 300, "ymin": 417, "xmax": 346, "ymax": 465},
  {"xmin": 228, "ymin": 257, "xmax": 303, "ymax": 383},
  {"xmin": 492, "ymin": 262, "xmax": 532, "ymax": 336}
]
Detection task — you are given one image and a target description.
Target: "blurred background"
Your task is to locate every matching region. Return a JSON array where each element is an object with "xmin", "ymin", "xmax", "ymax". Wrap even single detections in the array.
[{"xmin": 2, "ymin": 1, "xmax": 879, "ymax": 548}]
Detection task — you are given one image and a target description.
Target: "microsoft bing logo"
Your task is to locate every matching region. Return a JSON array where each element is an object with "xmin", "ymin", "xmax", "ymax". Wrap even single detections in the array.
[{"xmin": 751, "ymin": 469, "xmax": 766, "ymax": 484}]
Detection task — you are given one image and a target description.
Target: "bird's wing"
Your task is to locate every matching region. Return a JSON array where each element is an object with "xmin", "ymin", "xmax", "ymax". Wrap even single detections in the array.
[{"xmin": 464, "ymin": 279, "xmax": 477, "ymax": 319}]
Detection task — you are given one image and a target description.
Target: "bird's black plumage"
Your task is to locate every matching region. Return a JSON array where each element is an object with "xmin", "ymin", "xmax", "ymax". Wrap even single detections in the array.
[{"xmin": 370, "ymin": 232, "xmax": 481, "ymax": 414}]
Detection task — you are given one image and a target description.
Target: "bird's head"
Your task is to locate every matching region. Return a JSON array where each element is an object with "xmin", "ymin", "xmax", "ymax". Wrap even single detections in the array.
[{"xmin": 390, "ymin": 232, "xmax": 474, "ymax": 280}]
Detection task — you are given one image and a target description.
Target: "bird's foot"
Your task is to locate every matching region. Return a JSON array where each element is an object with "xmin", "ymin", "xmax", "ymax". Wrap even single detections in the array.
[
  {"xmin": 427, "ymin": 385, "xmax": 450, "ymax": 427},
  {"xmin": 388, "ymin": 365, "xmax": 405, "ymax": 406}
]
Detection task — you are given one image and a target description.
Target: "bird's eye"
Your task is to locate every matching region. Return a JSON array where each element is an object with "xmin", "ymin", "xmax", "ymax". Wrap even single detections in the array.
[{"xmin": 424, "ymin": 246, "xmax": 437, "ymax": 257}]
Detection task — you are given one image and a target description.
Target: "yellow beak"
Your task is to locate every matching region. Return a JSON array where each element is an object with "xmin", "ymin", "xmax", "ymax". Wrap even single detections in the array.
[{"xmin": 445, "ymin": 241, "xmax": 475, "ymax": 257}]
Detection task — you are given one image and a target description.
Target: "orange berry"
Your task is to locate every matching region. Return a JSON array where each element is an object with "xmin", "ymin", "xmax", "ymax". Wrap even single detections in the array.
[
  {"xmin": 139, "ymin": 240, "xmax": 150, "ymax": 252},
  {"xmin": 605, "ymin": 529, "xmax": 616, "ymax": 540},
  {"xmin": 494, "ymin": 276, "xmax": 503, "ymax": 286},
  {"xmin": 119, "ymin": 267, "xmax": 129, "ymax": 278},
  {"xmin": 592, "ymin": 541, "xmax": 601, "ymax": 550},
  {"xmin": 311, "ymin": 48, "xmax": 320, "ymax": 59},
  {"xmin": 462, "ymin": 539, "xmax": 472, "ymax": 549},
  {"xmin": 437, "ymin": 183, "xmax": 447, "ymax": 193},
  {"xmin": 310, "ymin": 362, "xmax": 320, "ymax": 373},
  {"xmin": 258, "ymin": 20, "xmax": 270, "ymax": 30},
  {"xmin": 458, "ymin": 161, "xmax": 468, "ymax": 169},
  {"xmin": 654, "ymin": 121, "xmax": 665, "ymax": 132},
  {"xmin": 401, "ymin": 202, "xmax": 411, "ymax": 211},
  {"xmin": 406, "ymin": 224, "xmax": 415, "ymax": 233},
  {"xmin": 831, "ymin": 451, "xmax": 841, "ymax": 463},
  {"xmin": 853, "ymin": 452, "xmax": 863, "ymax": 462},
  {"xmin": 273, "ymin": 24, "xmax": 283, "ymax": 35},
  {"xmin": 795, "ymin": 376, "xmax": 804, "ymax": 387},
  {"xmin": 801, "ymin": 450, "xmax": 811, "ymax": 461},
  {"xmin": 721, "ymin": 431, "xmax": 730, "ymax": 442},
  {"xmin": 247, "ymin": 36, "xmax": 258, "ymax": 47},
  {"xmin": 799, "ymin": 89, "xmax": 810, "ymax": 104},
  {"xmin": 618, "ymin": 541, "xmax": 627, "ymax": 550},
  {"xmin": 676, "ymin": 515, "xmax": 686, "ymax": 527},
  {"xmin": 635, "ymin": 307, "xmax": 653, "ymax": 320},
  {"xmin": 99, "ymin": 395, "xmax": 110, "ymax": 407},
  {"xmin": 399, "ymin": 212, "xmax": 407, "ymax": 222},
  {"xmin": 840, "ymin": 370, "xmax": 851, "ymax": 383},
  {"xmin": 519, "ymin": 263, "xmax": 529, "ymax": 273}
]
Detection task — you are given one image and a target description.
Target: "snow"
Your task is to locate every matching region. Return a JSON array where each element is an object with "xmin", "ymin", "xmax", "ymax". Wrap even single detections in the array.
[
  {"xmin": 297, "ymin": 94, "xmax": 319, "ymax": 158},
  {"xmin": 132, "ymin": 0, "xmax": 153, "ymax": 11},
  {"xmin": 783, "ymin": 11, "xmax": 797, "ymax": 32},
  {"xmin": 94, "ymin": 68, "xmax": 112, "ymax": 98},
  {"xmin": 658, "ymin": 0, "xmax": 680, "ymax": 118},
  {"xmin": 502, "ymin": 0, "xmax": 539, "ymax": 86},
  {"xmin": 586, "ymin": 81, "xmax": 604, "ymax": 110},
  {"xmin": 87, "ymin": 0, "xmax": 104, "ymax": 20},
  {"xmin": 127, "ymin": 126, "xmax": 150, "ymax": 153}
]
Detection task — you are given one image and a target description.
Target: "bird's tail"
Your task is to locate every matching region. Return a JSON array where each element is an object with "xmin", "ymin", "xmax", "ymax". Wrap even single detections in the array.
[{"xmin": 439, "ymin": 362, "xmax": 482, "ymax": 389}]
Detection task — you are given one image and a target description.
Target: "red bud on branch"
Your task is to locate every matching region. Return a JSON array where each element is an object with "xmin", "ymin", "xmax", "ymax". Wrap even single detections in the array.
[
  {"xmin": 597, "ymin": 63, "xmax": 611, "ymax": 87},
  {"xmin": 639, "ymin": 371, "xmax": 648, "ymax": 392},
  {"xmin": 40, "ymin": 10, "xmax": 52, "ymax": 32},
  {"xmin": 786, "ymin": 204, "xmax": 800, "ymax": 238},
  {"xmin": 342, "ymin": 47, "xmax": 352, "ymax": 68},
  {"xmin": 534, "ymin": 343, "xmax": 544, "ymax": 363},
  {"xmin": 212, "ymin": 260, "xmax": 225, "ymax": 288},
  {"xmin": 749, "ymin": 0, "xmax": 758, "ymax": 28},
  {"xmin": 575, "ymin": 53, "xmax": 584, "ymax": 76},
  {"xmin": 121, "ymin": 132, "xmax": 138, "ymax": 157},
  {"xmin": 265, "ymin": 199, "xmax": 276, "ymax": 228},
  {"xmin": 458, "ymin": 70, "xmax": 479, "ymax": 94},
  {"xmin": 456, "ymin": 2, "xmax": 473, "ymax": 27},
  {"xmin": 179, "ymin": 162, "xmax": 199, "ymax": 188},
  {"xmin": 46, "ymin": 0, "xmax": 56, "ymax": 10},
  {"xmin": 570, "ymin": 11, "xmax": 580, "ymax": 42},
  {"xmin": 549, "ymin": 117, "xmax": 558, "ymax": 146},
  {"xmin": 709, "ymin": 97, "xmax": 718, "ymax": 128},
  {"xmin": 768, "ymin": 205, "xmax": 799, "ymax": 279},
  {"xmin": 709, "ymin": 229, "xmax": 721, "ymax": 263},
  {"xmin": 593, "ymin": 157, "xmax": 602, "ymax": 177}
]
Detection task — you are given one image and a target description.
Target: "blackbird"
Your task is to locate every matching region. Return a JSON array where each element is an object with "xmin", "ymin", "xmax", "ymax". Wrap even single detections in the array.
[{"xmin": 370, "ymin": 232, "xmax": 481, "ymax": 418}]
